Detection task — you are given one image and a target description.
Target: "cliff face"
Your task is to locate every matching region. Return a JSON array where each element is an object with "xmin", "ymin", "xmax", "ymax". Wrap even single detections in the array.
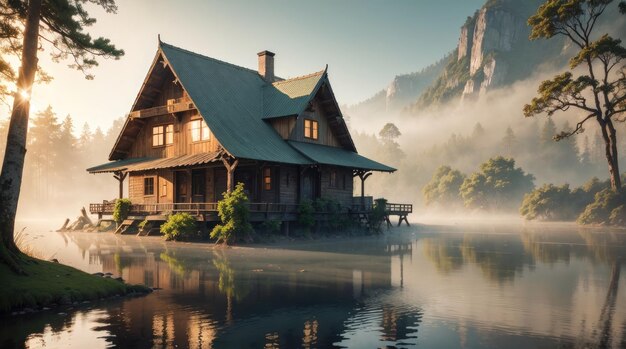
[{"xmin": 345, "ymin": 56, "xmax": 448, "ymax": 121}]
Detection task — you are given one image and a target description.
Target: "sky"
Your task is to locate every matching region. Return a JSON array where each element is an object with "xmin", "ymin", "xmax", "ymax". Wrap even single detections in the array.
[{"xmin": 24, "ymin": 0, "xmax": 485, "ymax": 132}]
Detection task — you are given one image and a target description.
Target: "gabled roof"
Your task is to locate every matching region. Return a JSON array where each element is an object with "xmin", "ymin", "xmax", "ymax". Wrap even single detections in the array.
[
  {"xmin": 263, "ymin": 70, "xmax": 326, "ymax": 119},
  {"xmin": 105, "ymin": 40, "xmax": 385, "ymax": 171},
  {"xmin": 288, "ymin": 141, "xmax": 396, "ymax": 172},
  {"xmin": 88, "ymin": 152, "xmax": 221, "ymax": 174}
]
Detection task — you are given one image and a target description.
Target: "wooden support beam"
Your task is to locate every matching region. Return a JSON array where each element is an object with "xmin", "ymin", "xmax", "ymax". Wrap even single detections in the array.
[
  {"xmin": 221, "ymin": 155, "xmax": 239, "ymax": 193},
  {"xmin": 113, "ymin": 171, "xmax": 128, "ymax": 199}
]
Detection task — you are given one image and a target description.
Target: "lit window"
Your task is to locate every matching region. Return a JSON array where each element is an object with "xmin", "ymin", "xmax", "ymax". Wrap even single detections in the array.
[
  {"xmin": 190, "ymin": 120, "xmax": 201, "ymax": 142},
  {"xmin": 304, "ymin": 119, "xmax": 318, "ymax": 140},
  {"xmin": 264, "ymin": 168, "xmax": 272, "ymax": 191},
  {"xmin": 165, "ymin": 124, "xmax": 174, "ymax": 145},
  {"xmin": 191, "ymin": 119, "xmax": 210, "ymax": 142},
  {"xmin": 144, "ymin": 177, "xmax": 155, "ymax": 196},
  {"xmin": 330, "ymin": 171, "xmax": 337, "ymax": 188},
  {"xmin": 201, "ymin": 121, "xmax": 210, "ymax": 140},
  {"xmin": 152, "ymin": 126, "xmax": 164, "ymax": 146}
]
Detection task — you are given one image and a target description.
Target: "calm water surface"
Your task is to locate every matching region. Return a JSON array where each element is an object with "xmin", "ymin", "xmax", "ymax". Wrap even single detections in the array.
[{"xmin": 2, "ymin": 222, "xmax": 626, "ymax": 348}]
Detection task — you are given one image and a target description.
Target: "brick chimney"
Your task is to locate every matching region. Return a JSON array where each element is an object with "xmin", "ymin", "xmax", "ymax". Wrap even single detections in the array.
[{"xmin": 257, "ymin": 50, "xmax": 275, "ymax": 82}]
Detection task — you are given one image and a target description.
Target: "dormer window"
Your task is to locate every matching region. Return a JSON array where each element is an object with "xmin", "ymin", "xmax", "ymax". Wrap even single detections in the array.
[
  {"xmin": 190, "ymin": 119, "xmax": 211, "ymax": 142},
  {"xmin": 304, "ymin": 119, "xmax": 318, "ymax": 140}
]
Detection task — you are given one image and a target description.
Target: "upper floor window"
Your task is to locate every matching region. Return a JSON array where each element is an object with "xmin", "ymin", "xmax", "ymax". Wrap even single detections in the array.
[
  {"xmin": 304, "ymin": 119, "xmax": 318, "ymax": 140},
  {"xmin": 263, "ymin": 168, "xmax": 272, "ymax": 191},
  {"xmin": 152, "ymin": 126, "xmax": 164, "ymax": 147},
  {"xmin": 190, "ymin": 119, "xmax": 211, "ymax": 142},
  {"xmin": 144, "ymin": 177, "xmax": 155, "ymax": 196},
  {"xmin": 153, "ymin": 124, "xmax": 174, "ymax": 147}
]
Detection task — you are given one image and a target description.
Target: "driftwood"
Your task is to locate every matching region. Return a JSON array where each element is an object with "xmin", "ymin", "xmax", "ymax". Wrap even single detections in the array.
[{"xmin": 58, "ymin": 207, "xmax": 96, "ymax": 232}]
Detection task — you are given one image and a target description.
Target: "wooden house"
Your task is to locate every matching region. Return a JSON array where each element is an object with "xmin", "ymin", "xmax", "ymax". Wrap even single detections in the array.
[{"xmin": 87, "ymin": 40, "xmax": 404, "ymax": 222}]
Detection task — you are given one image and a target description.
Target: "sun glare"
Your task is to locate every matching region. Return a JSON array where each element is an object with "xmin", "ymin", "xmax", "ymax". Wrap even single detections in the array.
[{"xmin": 19, "ymin": 90, "xmax": 30, "ymax": 101}]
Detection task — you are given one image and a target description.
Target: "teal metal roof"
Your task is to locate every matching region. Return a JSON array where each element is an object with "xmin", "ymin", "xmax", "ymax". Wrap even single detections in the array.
[
  {"xmin": 288, "ymin": 141, "xmax": 396, "ymax": 172},
  {"xmin": 86, "ymin": 157, "xmax": 153, "ymax": 173},
  {"xmin": 263, "ymin": 70, "xmax": 326, "ymax": 119},
  {"xmin": 160, "ymin": 42, "xmax": 311, "ymax": 165}
]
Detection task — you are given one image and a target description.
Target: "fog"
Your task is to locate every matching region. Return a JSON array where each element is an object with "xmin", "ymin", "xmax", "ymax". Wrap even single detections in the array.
[{"xmin": 349, "ymin": 64, "xmax": 614, "ymax": 211}]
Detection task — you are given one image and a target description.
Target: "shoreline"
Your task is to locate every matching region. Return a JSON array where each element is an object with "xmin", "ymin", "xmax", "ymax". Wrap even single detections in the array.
[{"xmin": 0, "ymin": 256, "xmax": 152, "ymax": 315}]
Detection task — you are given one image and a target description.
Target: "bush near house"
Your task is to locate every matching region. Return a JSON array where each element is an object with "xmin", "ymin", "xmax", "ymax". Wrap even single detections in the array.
[
  {"xmin": 161, "ymin": 213, "xmax": 198, "ymax": 241},
  {"xmin": 211, "ymin": 183, "xmax": 253, "ymax": 244},
  {"xmin": 113, "ymin": 198, "xmax": 132, "ymax": 224}
]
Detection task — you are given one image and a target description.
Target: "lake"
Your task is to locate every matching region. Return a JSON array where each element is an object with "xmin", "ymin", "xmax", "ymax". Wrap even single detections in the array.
[{"xmin": 1, "ymin": 222, "xmax": 625, "ymax": 348}]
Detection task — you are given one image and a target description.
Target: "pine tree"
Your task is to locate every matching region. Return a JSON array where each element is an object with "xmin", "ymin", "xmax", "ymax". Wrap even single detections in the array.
[{"xmin": 502, "ymin": 126, "xmax": 517, "ymax": 157}]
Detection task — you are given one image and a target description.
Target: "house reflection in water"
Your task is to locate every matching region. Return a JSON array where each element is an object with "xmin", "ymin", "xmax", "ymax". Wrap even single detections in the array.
[{"xmin": 70, "ymin": 234, "xmax": 418, "ymax": 348}]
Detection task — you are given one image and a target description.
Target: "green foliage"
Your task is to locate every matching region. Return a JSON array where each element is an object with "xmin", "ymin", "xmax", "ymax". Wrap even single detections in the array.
[
  {"xmin": 160, "ymin": 213, "xmax": 198, "ymax": 241},
  {"xmin": 260, "ymin": 219, "xmax": 282, "ymax": 235},
  {"xmin": 577, "ymin": 188, "xmax": 626, "ymax": 225},
  {"xmin": 369, "ymin": 198, "xmax": 388, "ymax": 233},
  {"xmin": 525, "ymin": 0, "xmax": 626, "ymax": 190},
  {"xmin": 210, "ymin": 183, "xmax": 253, "ymax": 244},
  {"xmin": 520, "ymin": 177, "xmax": 610, "ymax": 221},
  {"xmin": 520, "ymin": 184, "xmax": 576, "ymax": 220},
  {"xmin": 297, "ymin": 199, "xmax": 315, "ymax": 232},
  {"xmin": 379, "ymin": 123, "xmax": 401, "ymax": 142},
  {"xmin": 460, "ymin": 157, "xmax": 535, "ymax": 211},
  {"xmin": 423, "ymin": 166, "xmax": 466, "ymax": 207},
  {"xmin": 113, "ymin": 198, "xmax": 132, "ymax": 224}
]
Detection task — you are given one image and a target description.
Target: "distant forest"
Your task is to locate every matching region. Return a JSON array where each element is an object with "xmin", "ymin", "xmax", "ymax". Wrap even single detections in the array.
[{"xmin": 0, "ymin": 106, "xmax": 124, "ymax": 220}]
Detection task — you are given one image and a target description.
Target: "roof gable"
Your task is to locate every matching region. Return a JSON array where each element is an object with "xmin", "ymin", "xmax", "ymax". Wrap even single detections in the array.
[{"xmin": 263, "ymin": 69, "xmax": 326, "ymax": 119}]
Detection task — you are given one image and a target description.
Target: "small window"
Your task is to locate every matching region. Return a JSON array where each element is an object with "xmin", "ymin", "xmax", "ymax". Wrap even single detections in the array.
[
  {"xmin": 304, "ymin": 119, "xmax": 318, "ymax": 140},
  {"xmin": 152, "ymin": 126, "xmax": 164, "ymax": 147},
  {"xmin": 165, "ymin": 124, "xmax": 174, "ymax": 145},
  {"xmin": 190, "ymin": 119, "xmax": 210, "ymax": 142},
  {"xmin": 263, "ymin": 168, "xmax": 272, "ymax": 191},
  {"xmin": 144, "ymin": 177, "xmax": 155, "ymax": 196},
  {"xmin": 330, "ymin": 171, "xmax": 337, "ymax": 188}
]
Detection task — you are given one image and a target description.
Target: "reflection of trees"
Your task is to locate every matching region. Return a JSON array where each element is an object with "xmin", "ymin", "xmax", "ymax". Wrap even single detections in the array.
[
  {"xmin": 460, "ymin": 237, "xmax": 531, "ymax": 282},
  {"xmin": 159, "ymin": 250, "xmax": 190, "ymax": 277},
  {"xmin": 422, "ymin": 237, "xmax": 464, "ymax": 274},
  {"xmin": 520, "ymin": 230, "xmax": 573, "ymax": 264}
]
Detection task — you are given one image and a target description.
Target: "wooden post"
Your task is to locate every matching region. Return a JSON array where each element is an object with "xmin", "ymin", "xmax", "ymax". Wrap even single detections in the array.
[
  {"xmin": 221, "ymin": 156, "xmax": 239, "ymax": 193},
  {"xmin": 355, "ymin": 170, "xmax": 372, "ymax": 210},
  {"xmin": 113, "ymin": 171, "xmax": 128, "ymax": 199}
]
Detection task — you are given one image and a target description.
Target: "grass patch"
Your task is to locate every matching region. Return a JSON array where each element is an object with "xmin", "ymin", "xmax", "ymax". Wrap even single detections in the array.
[{"xmin": 0, "ymin": 256, "xmax": 150, "ymax": 314}]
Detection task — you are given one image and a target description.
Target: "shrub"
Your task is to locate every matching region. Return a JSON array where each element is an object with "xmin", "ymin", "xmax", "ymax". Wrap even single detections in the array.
[
  {"xmin": 298, "ymin": 200, "xmax": 315, "ymax": 232},
  {"xmin": 210, "ymin": 182, "xmax": 253, "ymax": 244},
  {"xmin": 160, "ymin": 213, "xmax": 198, "ymax": 241},
  {"xmin": 577, "ymin": 188, "xmax": 626, "ymax": 225},
  {"xmin": 260, "ymin": 219, "xmax": 282, "ymax": 234},
  {"xmin": 369, "ymin": 198, "xmax": 388, "ymax": 233},
  {"xmin": 113, "ymin": 198, "xmax": 132, "ymax": 224},
  {"xmin": 520, "ymin": 184, "xmax": 575, "ymax": 221}
]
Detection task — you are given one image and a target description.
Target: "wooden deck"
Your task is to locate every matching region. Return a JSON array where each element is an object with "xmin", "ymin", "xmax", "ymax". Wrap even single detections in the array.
[{"xmin": 89, "ymin": 201, "xmax": 413, "ymax": 225}]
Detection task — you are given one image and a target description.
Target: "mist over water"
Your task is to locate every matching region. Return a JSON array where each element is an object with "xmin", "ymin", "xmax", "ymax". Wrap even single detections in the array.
[{"xmin": 5, "ymin": 223, "xmax": 626, "ymax": 349}]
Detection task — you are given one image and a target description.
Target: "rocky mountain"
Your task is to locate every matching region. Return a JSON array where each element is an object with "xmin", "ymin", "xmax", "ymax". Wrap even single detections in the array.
[
  {"xmin": 344, "ymin": 56, "xmax": 448, "ymax": 122},
  {"xmin": 347, "ymin": 0, "xmax": 570, "ymax": 120}
]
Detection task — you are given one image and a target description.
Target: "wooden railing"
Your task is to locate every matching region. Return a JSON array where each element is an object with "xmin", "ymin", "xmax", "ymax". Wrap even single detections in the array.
[
  {"xmin": 89, "ymin": 201, "xmax": 413, "ymax": 216},
  {"xmin": 128, "ymin": 96, "xmax": 195, "ymax": 119}
]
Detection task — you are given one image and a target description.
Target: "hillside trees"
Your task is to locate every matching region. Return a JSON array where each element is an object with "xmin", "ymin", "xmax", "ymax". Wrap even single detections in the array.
[
  {"xmin": 423, "ymin": 166, "xmax": 466, "ymax": 207},
  {"xmin": 524, "ymin": 0, "xmax": 626, "ymax": 191},
  {"xmin": 0, "ymin": 0, "xmax": 123, "ymax": 271}
]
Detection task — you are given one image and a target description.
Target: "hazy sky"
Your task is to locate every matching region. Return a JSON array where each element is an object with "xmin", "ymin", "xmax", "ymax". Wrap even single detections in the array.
[{"xmin": 25, "ymin": 0, "xmax": 484, "ymax": 132}]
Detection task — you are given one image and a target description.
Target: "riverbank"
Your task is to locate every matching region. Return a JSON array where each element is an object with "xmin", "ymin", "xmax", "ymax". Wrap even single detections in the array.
[{"xmin": 0, "ymin": 256, "xmax": 151, "ymax": 314}]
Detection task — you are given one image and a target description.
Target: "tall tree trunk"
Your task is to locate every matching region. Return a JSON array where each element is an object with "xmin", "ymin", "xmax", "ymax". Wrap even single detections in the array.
[
  {"xmin": 600, "ymin": 121, "xmax": 621, "ymax": 191},
  {"xmin": 0, "ymin": 0, "xmax": 42, "ymax": 271},
  {"xmin": 606, "ymin": 120, "xmax": 621, "ymax": 189}
]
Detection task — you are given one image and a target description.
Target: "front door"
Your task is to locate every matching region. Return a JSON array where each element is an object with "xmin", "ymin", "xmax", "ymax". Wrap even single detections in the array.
[
  {"xmin": 191, "ymin": 169, "xmax": 206, "ymax": 203},
  {"xmin": 175, "ymin": 171, "xmax": 188, "ymax": 203}
]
